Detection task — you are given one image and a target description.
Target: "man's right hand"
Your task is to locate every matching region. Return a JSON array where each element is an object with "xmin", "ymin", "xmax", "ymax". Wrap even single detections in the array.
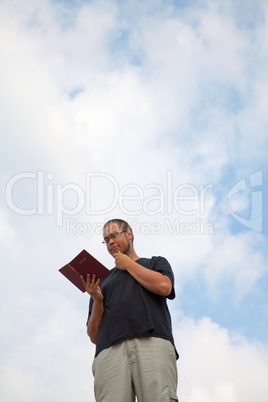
[{"xmin": 81, "ymin": 274, "xmax": 104, "ymax": 302}]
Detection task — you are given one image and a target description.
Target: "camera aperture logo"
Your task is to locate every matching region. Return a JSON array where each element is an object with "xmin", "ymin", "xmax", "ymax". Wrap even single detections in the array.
[{"xmin": 228, "ymin": 170, "xmax": 263, "ymax": 233}]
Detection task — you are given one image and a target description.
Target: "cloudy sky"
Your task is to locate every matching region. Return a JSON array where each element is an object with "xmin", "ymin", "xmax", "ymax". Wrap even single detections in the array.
[{"xmin": 1, "ymin": 0, "xmax": 268, "ymax": 401}]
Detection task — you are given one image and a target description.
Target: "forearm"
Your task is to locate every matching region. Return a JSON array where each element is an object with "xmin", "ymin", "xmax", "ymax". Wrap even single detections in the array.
[
  {"xmin": 87, "ymin": 299, "xmax": 104, "ymax": 344},
  {"xmin": 126, "ymin": 260, "xmax": 172, "ymax": 296}
]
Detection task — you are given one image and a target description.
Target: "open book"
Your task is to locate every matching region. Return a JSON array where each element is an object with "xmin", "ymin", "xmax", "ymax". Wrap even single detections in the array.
[{"xmin": 59, "ymin": 249, "xmax": 110, "ymax": 292}]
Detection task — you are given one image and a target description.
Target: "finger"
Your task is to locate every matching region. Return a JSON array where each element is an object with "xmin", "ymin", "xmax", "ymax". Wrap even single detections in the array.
[
  {"xmin": 86, "ymin": 273, "xmax": 91, "ymax": 284},
  {"xmin": 80, "ymin": 275, "xmax": 86, "ymax": 287}
]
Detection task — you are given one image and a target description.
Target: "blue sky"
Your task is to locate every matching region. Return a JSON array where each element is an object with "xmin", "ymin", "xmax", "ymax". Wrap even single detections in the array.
[{"xmin": 1, "ymin": 0, "xmax": 268, "ymax": 401}]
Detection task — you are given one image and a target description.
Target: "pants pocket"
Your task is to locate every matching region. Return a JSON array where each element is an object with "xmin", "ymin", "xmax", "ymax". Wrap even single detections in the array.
[{"xmin": 169, "ymin": 389, "xmax": 179, "ymax": 401}]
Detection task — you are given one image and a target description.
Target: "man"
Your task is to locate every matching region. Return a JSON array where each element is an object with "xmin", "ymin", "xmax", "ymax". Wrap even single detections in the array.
[{"xmin": 81, "ymin": 219, "xmax": 179, "ymax": 402}]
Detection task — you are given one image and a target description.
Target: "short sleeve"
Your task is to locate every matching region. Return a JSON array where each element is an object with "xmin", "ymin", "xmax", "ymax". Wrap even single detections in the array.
[{"xmin": 151, "ymin": 256, "xmax": 176, "ymax": 300}]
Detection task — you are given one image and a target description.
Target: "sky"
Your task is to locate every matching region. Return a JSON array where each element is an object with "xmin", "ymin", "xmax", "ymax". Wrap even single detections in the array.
[{"xmin": 0, "ymin": 0, "xmax": 268, "ymax": 401}]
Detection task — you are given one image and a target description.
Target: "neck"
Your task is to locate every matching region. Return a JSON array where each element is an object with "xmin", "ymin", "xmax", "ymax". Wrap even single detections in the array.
[{"xmin": 126, "ymin": 246, "xmax": 140, "ymax": 261}]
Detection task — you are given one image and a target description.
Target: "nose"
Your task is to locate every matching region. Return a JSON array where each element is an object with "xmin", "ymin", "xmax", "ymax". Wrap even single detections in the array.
[{"xmin": 108, "ymin": 237, "xmax": 115, "ymax": 245}]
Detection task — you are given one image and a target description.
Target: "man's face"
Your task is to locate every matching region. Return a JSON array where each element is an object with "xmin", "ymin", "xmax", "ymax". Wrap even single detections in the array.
[{"xmin": 103, "ymin": 223, "xmax": 131, "ymax": 256}]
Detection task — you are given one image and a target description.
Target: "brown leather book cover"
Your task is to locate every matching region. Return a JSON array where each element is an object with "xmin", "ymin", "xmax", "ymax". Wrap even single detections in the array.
[{"xmin": 59, "ymin": 249, "xmax": 110, "ymax": 292}]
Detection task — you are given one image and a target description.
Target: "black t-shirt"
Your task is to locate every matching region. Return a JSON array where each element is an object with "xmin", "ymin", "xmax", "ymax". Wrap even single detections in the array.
[{"xmin": 87, "ymin": 256, "xmax": 178, "ymax": 359}]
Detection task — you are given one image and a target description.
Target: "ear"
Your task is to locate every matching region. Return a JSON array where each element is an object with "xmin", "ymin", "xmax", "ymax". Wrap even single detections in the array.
[{"xmin": 127, "ymin": 229, "xmax": 133, "ymax": 240}]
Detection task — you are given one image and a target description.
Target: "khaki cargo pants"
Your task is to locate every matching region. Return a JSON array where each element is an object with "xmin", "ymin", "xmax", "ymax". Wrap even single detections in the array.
[{"xmin": 92, "ymin": 335, "xmax": 178, "ymax": 401}]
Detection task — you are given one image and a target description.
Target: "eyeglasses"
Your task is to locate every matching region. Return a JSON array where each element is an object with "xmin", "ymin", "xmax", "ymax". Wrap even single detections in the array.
[{"xmin": 102, "ymin": 230, "xmax": 127, "ymax": 244}]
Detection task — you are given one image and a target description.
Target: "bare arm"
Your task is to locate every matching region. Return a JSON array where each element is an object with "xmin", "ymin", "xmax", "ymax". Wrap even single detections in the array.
[
  {"xmin": 81, "ymin": 274, "xmax": 104, "ymax": 344},
  {"xmin": 114, "ymin": 253, "xmax": 172, "ymax": 296},
  {"xmin": 87, "ymin": 299, "xmax": 104, "ymax": 344}
]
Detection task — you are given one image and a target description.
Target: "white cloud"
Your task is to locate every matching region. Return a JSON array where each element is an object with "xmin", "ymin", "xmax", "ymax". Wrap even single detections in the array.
[
  {"xmin": 174, "ymin": 315, "xmax": 268, "ymax": 402},
  {"xmin": 196, "ymin": 6, "xmax": 246, "ymax": 79},
  {"xmin": 203, "ymin": 232, "xmax": 266, "ymax": 301},
  {"xmin": 1, "ymin": 0, "xmax": 267, "ymax": 180},
  {"xmin": 2, "ymin": 294, "xmax": 268, "ymax": 402},
  {"xmin": 0, "ymin": 0, "xmax": 268, "ymax": 401},
  {"xmin": 0, "ymin": 210, "xmax": 17, "ymax": 243},
  {"xmin": 0, "ymin": 291, "xmax": 95, "ymax": 402}
]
